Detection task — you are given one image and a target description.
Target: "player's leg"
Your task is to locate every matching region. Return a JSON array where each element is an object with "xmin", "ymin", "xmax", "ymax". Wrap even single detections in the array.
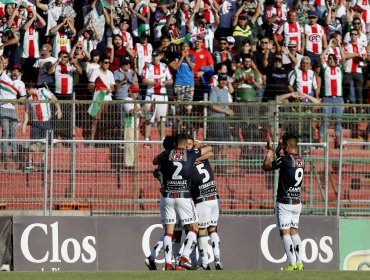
[
  {"xmin": 161, "ymin": 197, "xmax": 176, "ymax": 270},
  {"xmin": 172, "ymin": 228, "xmax": 183, "ymax": 267},
  {"xmin": 177, "ymin": 198, "xmax": 198, "ymax": 270},
  {"xmin": 145, "ymin": 235, "xmax": 163, "ymax": 270},
  {"xmin": 276, "ymin": 202, "xmax": 297, "ymax": 270},
  {"xmin": 209, "ymin": 200, "xmax": 223, "ymax": 270},
  {"xmin": 291, "ymin": 204, "xmax": 303, "ymax": 270},
  {"xmin": 196, "ymin": 202, "xmax": 210, "ymax": 270}
]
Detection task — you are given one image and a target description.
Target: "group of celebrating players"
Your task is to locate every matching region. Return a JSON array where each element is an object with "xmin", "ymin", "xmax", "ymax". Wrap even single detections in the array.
[{"xmin": 145, "ymin": 132, "xmax": 305, "ymax": 271}]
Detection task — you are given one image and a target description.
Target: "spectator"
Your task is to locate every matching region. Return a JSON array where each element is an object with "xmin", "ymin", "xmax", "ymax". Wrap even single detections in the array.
[
  {"xmin": 212, "ymin": 37, "xmax": 235, "ymax": 76},
  {"xmin": 88, "ymin": 54, "xmax": 116, "ymax": 142},
  {"xmin": 86, "ymin": 49, "xmax": 101, "ymax": 80},
  {"xmin": 294, "ymin": 0, "xmax": 315, "ymax": 26},
  {"xmin": 0, "ymin": 62, "xmax": 26, "ymax": 169},
  {"xmin": 22, "ymin": 84, "xmax": 62, "ymax": 170},
  {"xmin": 226, "ymin": 36, "xmax": 237, "ymax": 56},
  {"xmin": 19, "ymin": 6, "xmax": 46, "ymax": 83},
  {"xmin": 161, "ymin": 14, "xmax": 182, "ymax": 52},
  {"xmin": 319, "ymin": 38, "xmax": 346, "ymax": 146},
  {"xmin": 76, "ymin": 16, "xmax": 101, "ymax": 52},
  {"xmin": 265, "ymin": 0, "xmax": 290, "ymax": 38},
  {"xmin": 169, "ymin": 42, "xmax": 196, "ymax": 131},
  {"xmin": 343, "ymin": 17, "xmax": 368, "ymax": 47},
  {"xmin": 274, "ymin": 10, "xmax": 304, "ymax": 54},
  {"xmin": 343, "ymin": 28, "xmax": 367, "ymax": 104},
  {"xmin": 107, "ymin": 34, "xmax": 134, "ymax": 73},
  {"xmin": 113, "ymin": 18, "xmax": 133, "ymax": 49},
  {"xmin": 134, "ymin": 32, "xmax": 153, "ymax": 77},
  {"xmin": 35, "ymin": 0, "xmax": 77, "ymax": 36},
  {"xmin": 127, "ymin": 0, "xmax": 150, "ymax": 42},
  {"xmin": 324, "ymin": 5, "xmax": 343, "ymax": 39},
  {"xmin": 153, "ymin": 2, "xmax": 171, "ymax": 47},
  {"xmin": 49, "ymin": 16, "xmax": 77, "ymax": 57},
  {"xmin": 177, "ymin": 1, "xmax": 191, "ymax": 37},
  {"xmin": 207, "ymin": 73, "xmax": 235, "ymax": 166},
  {"xmin": 33, "ymin": 44, "xmax": 57, "ymax": 87},
  {"xmin": 217, "ymin": 0, "xmax": 238, "ymax": 38},
  {"xmin": 48, "ymin": 50, "xmax": 82, "ymax": 140},
  {"xmin": 327, "ymin": 32, "xmax": 344, "ymax": 65},
  {"xmin": 303, "ymin": 12, "xmax": 327, "ymax": 75},
  {"xmin": 123, "ymin": 85, "xmax": 142, "ymax": 169},
  {"xmin": 142, "ymin": 49, "xmax": 173, "ymax": 147},
  {"xmin": 0, "ymin": 29, "xmax": 21, "ymax": 71},
  {"xmin": 282, "ymin": 40, "xmax": 302, "ymax": 70}
]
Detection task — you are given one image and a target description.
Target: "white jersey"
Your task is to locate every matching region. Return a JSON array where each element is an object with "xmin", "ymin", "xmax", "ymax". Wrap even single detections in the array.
[
  {"xmin": 321, "ymin": 63, "xmax": 344, "ymax": 97},
  {"xmin": 54, "ymin": 63, "xmax": 76, "ymax": 95},
  {"xmin": 266, "ymin": 4, "xmax": 290, "ymax": 32},
  {"xmin": 354, "ymin": 0, "xmax": 370, "ymax": 23},
  {"xmin": 0, "ymin": 73, "xmax": 26, "ymax": 109},
  {"xmin": 21, "ymin": 25, "xmax": 40, "ymax": 58},
  {"xmin": 289, "ymin": 69, "xmax": 317, "ymax": 96},
  {"xmin": 52, "ymin": 31, "xmax": 72, "ymax": 57},
  {"xmin": 277, "ymin": 22, "xmax": 304, "ymax": 51},
  {"xmin": 78, "ymin": 36, "xmax": 98, "ymax": 53},
  {"xmin": 27, "ymin": 87, "xmax": 53, "ymax": 122},
  {"xmin": 142, "ymin": 62, "xmax": 172, "ymax": 95},
  {"xmin": 134, "ymin": 43, "xmax": 153, "ymax": 76},
  {"xmin": 327, "ymin": 47, "xmax": 343, "ymax": 65},
  {"xmin": 343, "ymin": 43, "xmax": 367, "ymax": 74},
  {"xmin": 304, "ymin": 24, "xmax": 325, "ymax": 54},
  {"xmin": 343, "ymin": 31, "xmax": 368, "ymax": 48},
  {"xmin": 86, "ymin": 62, "xmax": 100, "ymax": 80},
  {"xmin": 113, "ymin": 29, "xmax": 133, "ymax": 49}
]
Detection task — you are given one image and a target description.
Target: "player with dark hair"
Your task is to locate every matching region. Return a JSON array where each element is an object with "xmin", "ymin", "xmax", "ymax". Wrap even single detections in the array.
[
  {"xmin": 262, "ymin": 132, "xmax": 305, "ymax": 271},
  {"xmin": 185, "ymin": 135, "xmax": 223, "ymax": 270},
  {"xmin": 153, "ymin": 134, "xmax": 212, "ymax": 270}
]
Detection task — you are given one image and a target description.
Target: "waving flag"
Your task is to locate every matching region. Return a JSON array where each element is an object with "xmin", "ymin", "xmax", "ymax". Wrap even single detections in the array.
[
  {"xmin": 88, "ymin": 76, "xmax": 108, "ymax": 117},
  {"xmin": 0, "ymin": 0, "xmax": 34, "ymax": 8},
  {"xmin": 96, "ymin": 0, "xmax": 113, "ymax": 16},
  {"xmin": 171, "ymin": 31, "xmax": 206, "ymax": 45}
]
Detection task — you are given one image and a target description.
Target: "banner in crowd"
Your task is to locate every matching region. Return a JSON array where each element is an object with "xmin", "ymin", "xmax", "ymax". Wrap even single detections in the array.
[
  {"xmin": 339, "ymin": 219, "xmax": 370, "ymax": 270},
  {"xmin": 0, "ymin": 0, "xmax": 34, "ymax": 8},
  {"xmin": 12, "ymin": 216, "xmax": 338, "ymax": 271}
]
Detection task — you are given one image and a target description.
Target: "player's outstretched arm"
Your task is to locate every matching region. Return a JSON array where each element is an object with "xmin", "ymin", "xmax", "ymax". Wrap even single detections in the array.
[{"xmin": 262, "ymin": 141, "xmax": 275, "ymax": 171}]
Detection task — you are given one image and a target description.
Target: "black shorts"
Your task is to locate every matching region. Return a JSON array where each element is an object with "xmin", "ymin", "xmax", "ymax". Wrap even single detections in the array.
[{"xmin": 30, "ymin": 121, "xmax": 52, "ymax": 140}]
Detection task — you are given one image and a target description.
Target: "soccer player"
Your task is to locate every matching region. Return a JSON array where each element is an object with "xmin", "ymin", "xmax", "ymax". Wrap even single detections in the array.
[
  {"xmin": 186, "ymin": 135, "xmax": 223, "ymax": 270},
  {"xmin": 153, "ymin": 134, "xmax": 212, "ymax": 270},
  {"xmin": 262, "ymin": 132, "xmax": 305, "ymax": 271}
]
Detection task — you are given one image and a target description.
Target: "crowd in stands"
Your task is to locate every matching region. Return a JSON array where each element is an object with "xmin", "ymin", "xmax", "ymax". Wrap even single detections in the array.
[{"xmin": 0, "ymin": 0, "xmax": 370, "ymax": 153}]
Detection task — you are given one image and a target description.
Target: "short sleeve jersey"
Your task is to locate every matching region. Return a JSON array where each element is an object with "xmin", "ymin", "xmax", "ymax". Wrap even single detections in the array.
[
  {"xmin": 191, "ymin": 159, "xmax": 218, "ymax": 203},
  {"xmin": 157, "ymin": 148, "xmax": 201, "ymax": 197},
  {"xmin": 272, "ymin": 154, "xmax": 305, "ymax": 202}
]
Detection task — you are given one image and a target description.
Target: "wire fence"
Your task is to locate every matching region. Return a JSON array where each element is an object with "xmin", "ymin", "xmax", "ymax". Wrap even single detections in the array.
[{"xmin": 0, "ymin": 100, "xmax": 369, "ymax": 216}]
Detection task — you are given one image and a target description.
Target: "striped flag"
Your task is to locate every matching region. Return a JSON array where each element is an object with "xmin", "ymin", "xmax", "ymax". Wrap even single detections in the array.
[
  {"xmin": 96, "ymin": 0, "xmax": 113, "ymax": 16},
  {"xmin": 100, "ymin": 0, "xmax": 113, "ymax": 8},
  {"xmin": 0, "ymin": 0, "xmax": 34, "ymax": 8},
  {"xmin": 88, "ymin": 76, "xmax": 108, "ymax": 117},
  {"xmin": 0, "ymin": 79, "xmax": 20, "ymax": 96}
]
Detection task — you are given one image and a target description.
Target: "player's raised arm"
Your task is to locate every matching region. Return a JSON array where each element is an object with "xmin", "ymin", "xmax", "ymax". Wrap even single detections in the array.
[{"xmin": 262, "ymin": 141, "xmax": 275, "ymax": 171}]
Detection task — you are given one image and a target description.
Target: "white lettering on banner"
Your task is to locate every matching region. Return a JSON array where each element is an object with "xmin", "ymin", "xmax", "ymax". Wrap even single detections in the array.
[
  {"xmin": 260, "ymin": 224, "xmax": 334, "ymax": 264},
  {"xmin": 142, "ymin": 224, "xmax": 214, "ymax": 264},
  {"xmin": 20, "ymin": 222, "xmax": 97, "ymax": 264}
]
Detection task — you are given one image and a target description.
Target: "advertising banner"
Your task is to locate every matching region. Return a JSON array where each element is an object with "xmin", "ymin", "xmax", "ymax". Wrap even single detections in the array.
[
  {"xmin": 12, "ymin": 216, "xmax": 338, "ymax": 271},
  {"xmin": 339, "ymin": 219, "xmax": 370, "ymax": 271}
]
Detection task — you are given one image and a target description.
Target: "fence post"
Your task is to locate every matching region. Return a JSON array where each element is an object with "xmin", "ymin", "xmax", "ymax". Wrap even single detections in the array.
[
  {"xmin": 203, "ymin": 93, "xmax": 208, "ymax": 140},
  {"xmin": 337, "ymin": 130, "xmax": 344, "ymax": 217},
  {"xmin": 43, "ymin": 132, "xmax": 49, "ymax": 216},
  {"xmin": 324, "ymin": 132, "xmax": 329, "ymax": 216},
  {"xmin": 71, "ymin": 92, "xmax": 76, "ymax": 198},
  {"xmin": 49, "ymin": 130, "xmax": 55, "ymax": 216}
]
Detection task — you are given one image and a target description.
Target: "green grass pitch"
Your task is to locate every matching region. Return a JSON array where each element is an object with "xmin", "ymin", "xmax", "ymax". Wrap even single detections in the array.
[{"xmin": 0, "ymin": 271, "xmax": 369, "ymax": 280}]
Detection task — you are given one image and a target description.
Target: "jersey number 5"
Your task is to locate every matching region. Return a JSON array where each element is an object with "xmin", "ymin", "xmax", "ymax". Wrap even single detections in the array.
[
  {"xmin": 294, "ymin": 167, "xmax": 303, "ymax": 186},
  {"xmin": 196, "ymin": 163, "xmax": 210, "ymax": 183}
]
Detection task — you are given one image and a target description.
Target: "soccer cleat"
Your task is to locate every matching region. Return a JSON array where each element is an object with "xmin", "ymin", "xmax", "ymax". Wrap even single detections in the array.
[
  {"xmin": 165, "ymin": 263, "xmax": 174, "ymax": 270},
  {"xmin": 197, "ymin": 264, "xmax": 211, "ymax": 270},
  {"xmin": 179, "ymin": 256, "xmax": 194, "ymax": 270},
  {"xmin": 144, "ymin": 256, "xmax": 157, "ymax": 270},
  {"xmin": 175, "ymin": 266, "xmax": 185, "ymax": 270},
  {"xmin": 283, "ymin": 263, "xmax": 298, "ymax": 271},
  {"xmin": 214, "ymin": 258, "xmax": 224, "ymax": 270},
  {"xmin": 296, "ymin": 263, "xmax": 304, "ymax": 271}
]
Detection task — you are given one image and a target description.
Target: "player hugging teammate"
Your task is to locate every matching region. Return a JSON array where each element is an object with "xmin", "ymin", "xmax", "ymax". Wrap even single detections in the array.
[{"xmin": 146, "ymin": 134, "xmax": 223, "ymax": 270}]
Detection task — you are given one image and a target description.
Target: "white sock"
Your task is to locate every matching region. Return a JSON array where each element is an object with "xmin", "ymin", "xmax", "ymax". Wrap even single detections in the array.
[
  {"xmin": 189, "ymin": 244, "xmax": 198, "ymax": 268},
  {"xmin": 163, "ymin": 234, "xmax": 173, "ymax": 264},
  {"xmin": 150, "ymin": 235, "xmax": 164, "ymax": 260},
  {"xmin": 172, "ymin": 241, "xmax": 182, "ymax": 264},
  {"xmin": 210, "ymin": 232, "xmax": 221, "ymax": 260},
  {"xmin": 282, "ymin": 235, "xmax": 296, "ymax": 264},
  {"xmin": 198, "ymin": 235, "xmax": 209, "ymax": 267},
  {"xmin": 291, "ymin": 234, "xmax": 302, "ymax": 264},
  {"xmin": 181, "ymin": 230, "xmax": 197, "ymax": 259}
]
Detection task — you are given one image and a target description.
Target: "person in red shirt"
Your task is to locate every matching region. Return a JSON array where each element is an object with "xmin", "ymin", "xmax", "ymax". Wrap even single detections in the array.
[
  {"xmin": 189, "ymin": 36, "xmax": 214, "ymax": 101},
  {"xmin": 106, "ymin": 34, "xmax": 134, "ymax": 72}
]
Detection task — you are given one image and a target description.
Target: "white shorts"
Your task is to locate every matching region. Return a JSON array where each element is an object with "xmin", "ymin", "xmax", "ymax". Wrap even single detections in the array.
[
  {"xmin": 159, "ymin": 197, "xmax": 184, "ymax": 230},
  {"xmin": 160, "ymin": 197, "xmax": 198, "ymax": 226},
  {"xmin": 145, "ymin": 95, "xmax": 168, "ymax": 123},
  {"xmin": 196, "ymin": 200, "xmax": 220, "ymax": 229},
  {"xmin": 275, "ymin": 202, "xmax": 302, "ymax": 230}
]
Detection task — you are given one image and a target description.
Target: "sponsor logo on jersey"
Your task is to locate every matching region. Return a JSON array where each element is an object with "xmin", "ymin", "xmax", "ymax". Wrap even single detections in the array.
[{"xmin": 295, "ymin": 158, "xmax": 304, "ymax": 167}]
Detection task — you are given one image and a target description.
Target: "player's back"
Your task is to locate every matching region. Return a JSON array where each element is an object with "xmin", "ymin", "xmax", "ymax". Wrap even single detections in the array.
[
  {"xmin": 158, "ymin": 148, "xmax": 200, "ymax": 197},
  {"xmin": 191, "ymin": 159, "xmax": 219, "ymax": 203},
  {"xmin": 273, "ymin": 154, "xmax": 305, "ymax": 203}
]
